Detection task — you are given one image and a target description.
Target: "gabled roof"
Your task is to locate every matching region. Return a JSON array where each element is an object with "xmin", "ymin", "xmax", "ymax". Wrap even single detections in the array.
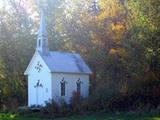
[
  {"xmin": 24, "ymin": 51, "xmax": 50, "ymax": 75},
  {"xmin": 39, "ymin": 51, "xmax": 92, "ymax": 74}
]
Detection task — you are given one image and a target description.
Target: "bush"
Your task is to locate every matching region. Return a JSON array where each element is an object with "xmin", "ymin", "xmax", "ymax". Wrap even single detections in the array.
[
  {"xmin": 106, "ymin": 91, "xmax": 160, "ymax": 113},
  {"xmin": 17, "ymin": 88, "xmax": 160, "ymax": 118},
  {"xmin": 84, "ymin": 96, "xmax": 104, "ymax": 112},
  {"xmin": 17, "ymin": 106, "xmax": 32, "ymax": 115},
  {"xmin": 80, "ymin": 98, "xmax": 90, "ymax": 113},
  {"xmin": 70, "ymin": 91, "xmax": 83, "ymax": 113},
  {"xmin": 59, "ymin": 99, "xmax": 71, "ymax": 116},
  {"xmin": 41, "ymin": 100, "xmax": 61, "ymax": 117},
  {"xmin": 70, "ymin": 91, "xmax": 99, "ymax": 114},
  {"xmin": 40, "ymin": 99, "xmax": 72, "ymax": 117}
]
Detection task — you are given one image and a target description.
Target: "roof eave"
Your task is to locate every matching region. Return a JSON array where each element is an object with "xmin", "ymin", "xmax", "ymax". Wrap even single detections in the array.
[{"xmin": 50, "ymin": 71, "xmax": 92, "ymax": 75}]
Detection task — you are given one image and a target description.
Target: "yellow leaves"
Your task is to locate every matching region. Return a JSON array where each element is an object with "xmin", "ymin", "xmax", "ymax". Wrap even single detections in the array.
[
  {"xmin": 0, "ymin": 74, "xmax": 5, "ymax": 79},
  {"xmin": 90, "ymin": 31, "xmax": 103, "ymax": 47},
  {"xmin": 109, "ymin": 48, "xmax": 127, "ymax": 58},
  {"xmin": 111, "ymin": 23, "xmax": 125, "ymax": 31},
  {"xmin": 109, "ymin": 48, "xmax": 117, "ymax": 54},
  {"xmin": 92, "ymin": 0, "xmax": 127, "ymax": 45},
  {"xmin": 3, "ymin": 87, "xmax": 10, "ymax": 96},
  {"xmin": 107, "ymin": 23, "xmax": 126, "ymax": 44},
  {"xmin": 98, "ymin": 0, "xmax": 124, "ymax": 21},
  {"xmin": 0, "ymin": 58, "xmax": 5, "ymax": 79}
]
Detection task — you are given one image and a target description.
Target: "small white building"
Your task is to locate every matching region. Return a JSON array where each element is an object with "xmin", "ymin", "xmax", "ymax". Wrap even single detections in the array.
[{"xmin": 24, "ymin": 9, "xmax": 92, "ymax": 106}]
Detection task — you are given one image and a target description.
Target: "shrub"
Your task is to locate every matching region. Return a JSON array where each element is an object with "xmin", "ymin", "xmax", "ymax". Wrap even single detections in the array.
[
  {"xmin": 80, "ymin": 98, "xmax": 90, "ymax": 113},
  {"xmin": 17, "ymin": 106, "xmax": 32, "ymax": 115},
  {"xmin": 70, "ymin": 91, "xmax": 82, "ymax": 113},
  {"xmin": 85, "ymin": 96, "xmax": 104, "ymax": 112},
  {"xmin": 40, "ymin": 99, "xmax": 71, "ymax": 117},
  {"xmin": 41, "ymin": 100, "xmax": 61, "ymax": 117},
  {"xmin": 106, "ymin": 91, "xmax": 160, "ymax": 113},
  {"xmin": 70, "ymin": 91, "xmax": 99, "ymax": 114},
  {"xmin": 59, "ymin": 99, "xmax": 71, "ymax": 116}
]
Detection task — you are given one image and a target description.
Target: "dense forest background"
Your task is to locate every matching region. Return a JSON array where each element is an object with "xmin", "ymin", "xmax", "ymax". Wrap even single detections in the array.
[{"xmin": 0, "ymin": 0, "xmax": 159, "ymax": 112}]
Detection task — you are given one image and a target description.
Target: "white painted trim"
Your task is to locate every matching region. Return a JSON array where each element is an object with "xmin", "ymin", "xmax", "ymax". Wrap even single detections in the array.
[
  {"xmin": 24, "ymin": 51, "xmax": 51, "ymax": 75},
  {"xmin": 50, "ymin": 71, "xmax": 92, "ymax": 75}
]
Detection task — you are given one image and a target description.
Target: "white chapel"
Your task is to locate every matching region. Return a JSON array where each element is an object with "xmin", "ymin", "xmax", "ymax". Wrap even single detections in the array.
[{"xmin": 24, "ymin": 8, "xmax": 92, "ymax": 106}]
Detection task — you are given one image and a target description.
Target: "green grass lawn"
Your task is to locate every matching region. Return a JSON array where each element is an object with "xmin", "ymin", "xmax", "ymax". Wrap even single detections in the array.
[{"xmin": 0, "ymin": 113, "xmax": 160, "ymax": 120}]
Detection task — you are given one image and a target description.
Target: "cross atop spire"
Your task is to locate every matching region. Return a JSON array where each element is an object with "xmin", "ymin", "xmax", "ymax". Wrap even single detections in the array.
[{"xmin": 36, "ymin": 8, "xmax": 49, "ymax": 55}]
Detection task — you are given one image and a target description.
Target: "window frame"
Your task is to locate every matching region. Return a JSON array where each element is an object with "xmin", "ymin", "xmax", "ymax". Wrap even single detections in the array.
[
  {"xmin": 76, "ymin": 78, "xmax": 81, "ymax": 94},
  {"xmin": 60, "ymin": 78, "xmax": 65, "ymax": 96},
  {"xmin": 38, "ymin": 39, "xmax": 41, "ymax": 47}
]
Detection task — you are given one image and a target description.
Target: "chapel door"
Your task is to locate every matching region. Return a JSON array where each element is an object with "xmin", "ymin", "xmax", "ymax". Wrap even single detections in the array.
[{"xmin": 34, "ymin": 80, "xmax": 44, "ymax": 106}]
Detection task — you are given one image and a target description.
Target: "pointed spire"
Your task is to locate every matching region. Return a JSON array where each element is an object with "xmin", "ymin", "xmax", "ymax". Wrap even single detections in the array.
[
  {"xmin": 89, "ymin": 0, "xmax": 100, "ymax": 16},
  {"xmin": 38, "ymin": 9, "xmax": 47, "ymax": 38},
  {"xmin": 36, "ymin": 8, "xmax": 49, "ymax": 55}
]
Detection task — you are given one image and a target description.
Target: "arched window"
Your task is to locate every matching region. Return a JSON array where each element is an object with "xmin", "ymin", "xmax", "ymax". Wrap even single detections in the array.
[
  {"xmin": 38, "ymin": 39, "xmax": 41, "ymax": 47},
  {"xmin": 43, "ymin": 39, "xmax": 46, "ymax": 47},
  {"xmin": 60, "ymin": 78, "xmax": 65, "ymax": 96},
  {"xmin": 76, "ymin": 78, "xmax": 81, "ymax": 94}
]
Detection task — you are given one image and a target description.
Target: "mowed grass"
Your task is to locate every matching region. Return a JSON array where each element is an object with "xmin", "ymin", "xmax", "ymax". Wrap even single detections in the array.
[{"xmin": 0, "ymin": 113, "xmax": 160, "ymax": 120}]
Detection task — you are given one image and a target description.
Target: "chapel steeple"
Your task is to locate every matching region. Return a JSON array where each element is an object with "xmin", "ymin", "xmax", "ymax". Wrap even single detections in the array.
[{"xmin": 36, "ymin": 8, "xmax": 49, "ymax": 55}]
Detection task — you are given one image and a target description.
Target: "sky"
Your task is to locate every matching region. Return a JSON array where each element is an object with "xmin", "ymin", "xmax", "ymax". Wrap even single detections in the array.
[
  {"xmin": 0, "ymin": 1, "xmax": 6, "ymax": 9},
  {"xmin": 0, "ymin": 0, "xmax": 39, "ymax": 20}
]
